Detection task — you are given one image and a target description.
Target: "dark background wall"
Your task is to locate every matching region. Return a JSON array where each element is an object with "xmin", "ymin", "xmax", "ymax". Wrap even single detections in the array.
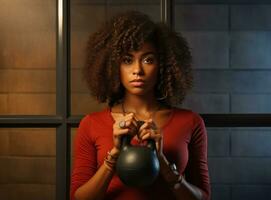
[{"xmin": 175, "ymin": 2, "xmax": 271, "ymax": 200}]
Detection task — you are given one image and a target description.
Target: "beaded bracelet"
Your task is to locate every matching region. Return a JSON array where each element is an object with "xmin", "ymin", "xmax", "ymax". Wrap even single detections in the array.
[
  {"xmin": 103, "ymin": 160, "xmax": 114, "ymax": 172},
  {"xmin": 103, "ymin": 151, "xmax": 118, "ymax": 172}
]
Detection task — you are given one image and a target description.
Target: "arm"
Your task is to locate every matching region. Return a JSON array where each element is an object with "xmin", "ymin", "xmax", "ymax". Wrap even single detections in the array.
[
  {"xmin": 139, "ymin": 115, "xmax": 210, "ymax": 200},
  {"xmin": 70, "ymin": 116, "xmax": 118, "ymax": 200},
  {"xmin": 159, "ymin": 114, "xmax": 210, "ymax": 200},
  {"xmin": 158, "ymin": 154, "xmax": 204, "ymax": 200},
  {"xmin": 73, "ymin": 148, "xmax": 120, "ymax": 200},
  {"xmin": 70, "ymin": 113, "xmax": 138, "ymax": 200}
]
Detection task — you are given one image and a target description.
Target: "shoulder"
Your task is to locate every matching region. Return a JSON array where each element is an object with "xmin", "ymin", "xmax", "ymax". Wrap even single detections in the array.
[
  {"xmin": 79, "ymin": 107, "xmax": 111, "ymax": 128},
  {"xmin": 172, "ymin": 107, "xmax": 203, "ymax": 122},
  {"xmin": 76, "ymin": 108, "xmax": 111, "ymax": 141}
]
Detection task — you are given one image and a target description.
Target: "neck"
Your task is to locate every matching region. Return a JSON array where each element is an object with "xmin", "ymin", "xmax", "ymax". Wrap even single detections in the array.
[{"xmin": 122, "ymin": 93, "xmax": 160, "ymax": 120}]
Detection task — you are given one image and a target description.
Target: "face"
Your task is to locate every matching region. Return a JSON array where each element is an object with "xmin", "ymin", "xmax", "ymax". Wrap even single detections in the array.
[{"xmin": 120, "ymin": 42, "xmax": 159, "ymax": 96}]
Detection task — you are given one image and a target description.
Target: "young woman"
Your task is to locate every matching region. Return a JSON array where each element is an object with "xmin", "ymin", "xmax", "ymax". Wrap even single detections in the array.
[{"xmin": 70, "ymin": 11, "xmax": 210, "ymax": 200}]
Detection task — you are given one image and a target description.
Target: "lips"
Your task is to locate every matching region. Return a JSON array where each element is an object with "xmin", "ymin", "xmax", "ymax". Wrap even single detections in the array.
[{"xmin": 130, "ymin": 79, "xmax": 144, "ymax": 87}]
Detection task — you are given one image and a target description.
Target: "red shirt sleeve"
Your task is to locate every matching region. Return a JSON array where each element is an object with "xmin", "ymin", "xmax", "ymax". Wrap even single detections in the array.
[
  {"xmin": 185, "ymin": 114, "xmax": 211, "ymax": 200},
  {"xmin": 70, "ymin": 115, "xmax": 97, "ymax": 200}
]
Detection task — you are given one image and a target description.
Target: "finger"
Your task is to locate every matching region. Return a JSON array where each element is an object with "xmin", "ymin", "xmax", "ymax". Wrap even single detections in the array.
[
  {"xmin": 131, "ymin": 118, "xmax": 138, "ymax": 128},
  {"xmin": 121, "ymin": 120, "xmax": 138, "ymax": 136},
  {"xmin": 141, "ymin": 133, "xmax": 161, "ymax": 141},
  {"xmin": 138, "ymin": 121, "xmax": 153, "ymax": 132},
  {"xmin": 113, "ymin": 128, "xmax": 130, "ymax": 136},
  {"xmin": 141, "ymin": 130, "xmax": 162, "ymax": 141},
  {"xmin": 114, "ymin": 112, "xmax": 134, "ymax": 123},
  {"xmin": 141, "ymin": 131, "xmax": 152, "ymax": 140},
  {"xmin": 124, "ymin": 113, "xmax": 135, "ymax": 120},
  {"xmin": 137, "ymin": 128, "xmax": 147, "ymax": 140}
]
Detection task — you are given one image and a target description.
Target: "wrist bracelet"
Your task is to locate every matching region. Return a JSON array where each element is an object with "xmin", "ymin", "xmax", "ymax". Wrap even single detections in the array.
[
  {"xmin": 103, "ymin": 150, "xmax": 118, "ymax": 172},
  {"xmin": 103, "ymin": 160, "xmax": 114, "ymax": 172}
]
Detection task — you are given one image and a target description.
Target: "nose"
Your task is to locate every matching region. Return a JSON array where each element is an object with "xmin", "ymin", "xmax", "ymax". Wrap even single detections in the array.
[{"xmin": 132, "ymin": 60, "xmax": 143, "ymax": 75}]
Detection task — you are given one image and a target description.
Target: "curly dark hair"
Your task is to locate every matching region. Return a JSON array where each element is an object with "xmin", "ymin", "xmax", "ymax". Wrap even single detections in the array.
[{"xmin": 83, "ymin": 11, "xmax": 193, "ymax": 107}]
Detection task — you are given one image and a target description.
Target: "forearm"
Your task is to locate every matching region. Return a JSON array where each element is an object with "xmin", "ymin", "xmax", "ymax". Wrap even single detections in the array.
[
  {"xmin": 158, "ymin": 155, "xmax": 203, "ymax": 200},
  {"xmin": 74, "ymin": 148, "xmax": 120, "ymax": 200}
]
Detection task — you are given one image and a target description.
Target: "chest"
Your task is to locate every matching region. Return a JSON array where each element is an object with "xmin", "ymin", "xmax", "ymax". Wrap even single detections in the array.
[{"xmin": 92, "ymin": 121, "xmax": 192, "ymax": 174}]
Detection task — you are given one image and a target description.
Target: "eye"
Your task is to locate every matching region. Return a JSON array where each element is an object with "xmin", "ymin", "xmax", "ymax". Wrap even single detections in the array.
[
  {"xmin": 142, "ymin": 55, "xmax": 156, "ymax": 64},
  {"xmin": 122, "ymin": 56, "xmax": 133, "ymax": 65}
]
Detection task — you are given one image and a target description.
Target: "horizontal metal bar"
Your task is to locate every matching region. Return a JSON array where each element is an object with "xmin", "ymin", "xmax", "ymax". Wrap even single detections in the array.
[
  {"xmin": 202, "ymin": 114, "xmax": 271, "ymax": 127},
  {"xmin": 66, "ymin": 114, "xmax": 271, "ymax": 127},
  {"xmin": 0, "ymin": 116, "xmax": 63, "ymax": 127},
  {"xmin": 1, "ymin": 114, "xmax": 270, "ymax": 128}
]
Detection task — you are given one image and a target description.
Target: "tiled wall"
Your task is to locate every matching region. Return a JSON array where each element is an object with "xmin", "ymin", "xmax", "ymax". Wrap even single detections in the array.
[
  {"xmin": 208, "ymin": 128, "xmax": 271, "ymax": 200},
  {"xmin": 175, "ymin": 2, "xmax": 271, "ymax": 200},
  {"xmin": 178, "ymin": 4, "xmax": 271, "ymax": 114}
]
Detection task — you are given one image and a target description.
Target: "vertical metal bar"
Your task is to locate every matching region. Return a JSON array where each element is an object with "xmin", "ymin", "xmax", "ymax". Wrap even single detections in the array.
[
  {"xmin": 160, "ymin": 0, "xmax": 174, "ymax": 29},
  {"xmin": 56, "ymin": 0, "xmax": 70, "ymax": 199}
]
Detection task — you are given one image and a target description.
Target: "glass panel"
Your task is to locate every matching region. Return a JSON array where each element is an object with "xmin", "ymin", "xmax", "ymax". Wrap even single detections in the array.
[
  {"xmin": 71, "ymin": 0, "xmax": 160, "ymax": 115},
  {"xmin": 0, "ymin": 0, "xmax": 56, "ymax": 115},
  {"xmin": 0, "ymin": 128, "xmax": 56, "ymax": 200},
  {"xmin": 175, "ymin": 3, "xmax": 271, "ymax": 114},
  {"xmin": 207, "ymin": 127, "xmax": 271, "ymax": 200}
]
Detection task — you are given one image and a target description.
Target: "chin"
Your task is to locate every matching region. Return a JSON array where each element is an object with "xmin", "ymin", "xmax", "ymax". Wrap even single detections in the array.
[{"xmin": 128, "ymin": 88, "xmax": 152, "ymax": 96}]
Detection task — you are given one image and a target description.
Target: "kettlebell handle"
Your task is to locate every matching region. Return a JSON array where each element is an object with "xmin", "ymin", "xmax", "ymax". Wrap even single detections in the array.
[
  {"xmin": 120, "ymin": 135, "xmax": 132, "ymax": 150},
  {"xmin": 137, "ymin": 120, "xmax": 157, "ymax": 152},
  {"xmin": 120, "ymin": 135, "xmax": 156, "ymax": 150}
]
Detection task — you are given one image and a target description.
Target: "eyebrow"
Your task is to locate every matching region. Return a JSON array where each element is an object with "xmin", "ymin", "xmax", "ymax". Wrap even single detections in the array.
[{"xmin": 125, "ymin": 51, "xmax": 156, "ymax": 57}]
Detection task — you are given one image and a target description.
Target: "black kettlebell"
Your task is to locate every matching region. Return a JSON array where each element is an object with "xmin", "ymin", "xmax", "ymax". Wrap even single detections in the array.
[{"xmin": 116, "ymin": 121, "xmax": 160, "ymax": 187}]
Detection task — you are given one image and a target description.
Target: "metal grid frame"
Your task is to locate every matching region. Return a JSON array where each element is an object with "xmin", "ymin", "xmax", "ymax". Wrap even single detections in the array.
[{"xmin": 0, "ymin": 0, "xmax": 270, "ymax": 199}]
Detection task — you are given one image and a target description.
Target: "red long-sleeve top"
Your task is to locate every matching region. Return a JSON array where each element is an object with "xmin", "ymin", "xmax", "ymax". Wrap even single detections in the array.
[{"xmin": 70, "ymin": 107, "xmax": 210, "ymax": 200}]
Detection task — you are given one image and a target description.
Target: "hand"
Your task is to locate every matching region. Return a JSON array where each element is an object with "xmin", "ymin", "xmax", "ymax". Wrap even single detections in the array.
[
  {"xmin": 138, "ymin": 119, "xmax": 163, "ymax": 156},
  {"xmin": 112, "ymin": 113, "xmax": 138, "ymax": 151}
]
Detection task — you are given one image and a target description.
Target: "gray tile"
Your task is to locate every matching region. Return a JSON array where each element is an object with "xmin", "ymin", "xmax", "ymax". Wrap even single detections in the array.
[
  {"xmin": 181, "ymin": 31, "xmax": 229, "ymax": 69},
  {"xmin": 207, "ymin": 128, "xmax": 230, "ymax": 156},
  {"xmin": 231, "ymin": 71, "xmax": 271, "ymax": 93},
  {"xmin": 193, "ymin": 70, "xmax": 231, "ymax": 93},
  {"xmin": 231, "ymin": 32, "xmax": 271, "ymax": 69},
  {"xmin": 175, "ymin": 5, "xmax": 228, "ymax": 30},
  {"xmin": 193, "ymin": 70, "xmax": 271, "ymax": 93},
  {"xmin": 208, "ymin": 158, "xmax": 271, "ymax": 184},
  {"xmin": 231, "ymin": 158, "xmax": 271, "ymax": 183},
  {"xmin": 231, "ymin": 5, "xmax": 271, "ymax": 30},
  {"xmin": 231, "ymin": 94, "xmax": 271, "ymax": 113},
  {"xmin": 232, "ymin": 185, "xmax": 271, "ymax": 200},
  {"xmin": 211, "ymin": 185, "xmax": 231, "ymax": 200},
  {"xmin": 108, "ymin": 5, "xmax": 160, "ymax": 22},
  {"xmin": 231, "ymin": 128, "xmax": 271, "ymax": 156},
  {"xmin": 182, "ymin": 93, "xmax": 230, "ymax": 113},
  {"xmin": 208, "ymin": 158, "xmax": 233, "ymax": 183}
]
